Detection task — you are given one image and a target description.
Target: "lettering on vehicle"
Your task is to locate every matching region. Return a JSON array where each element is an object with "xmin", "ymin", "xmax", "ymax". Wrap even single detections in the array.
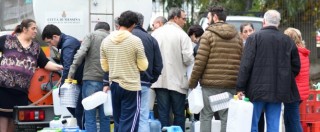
[{"xmin": 45, "ymin": 11, "xmax": 83, "ymax": 25}]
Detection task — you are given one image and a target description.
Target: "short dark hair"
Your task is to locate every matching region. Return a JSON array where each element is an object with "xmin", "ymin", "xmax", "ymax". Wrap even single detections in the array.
[
  {"xmin": 94, "ymin": 22, "xmax": 110, "ymax": 31},
  {"xmin": 168, "ymin": 7, "xmax": 184, "ymax": 20},
  {"xmin": 208, "ymin": 6, "xmax": 227, "ymax": 21},
  {"xmin": 118, "ymin": 10, "xmax": 138, "ymax": 28},
  {"xmin": 13, "ymin": 19, "xmax": 36, "ymax": 34},
  {"xmin": 240, "ymin": 22, "xmax": 254, "ymax": 33},
  {"xmin": 187, "ymin": 25, "xmax": 204, "ymax": 37},
  {"xmin": 42, "ymin": 24, "xmax": 62, "ymax": 40}
]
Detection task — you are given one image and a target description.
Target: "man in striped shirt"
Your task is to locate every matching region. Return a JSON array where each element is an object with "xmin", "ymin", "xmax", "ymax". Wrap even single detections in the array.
[{"xmin": 100, "ymin": 10, "xmax": 148, "ymax": 132}]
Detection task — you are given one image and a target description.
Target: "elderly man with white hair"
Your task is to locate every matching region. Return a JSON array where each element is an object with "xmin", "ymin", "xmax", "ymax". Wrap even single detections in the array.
[{"xmin": 236, "ymin": 10, "xmax": 301, "ymax": 132}]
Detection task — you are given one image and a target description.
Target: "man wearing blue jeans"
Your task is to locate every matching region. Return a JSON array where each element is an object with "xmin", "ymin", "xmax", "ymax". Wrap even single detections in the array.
[
  {"xmin": 236, "ymin": 10, "xmax": 300, "ymax": 132},
  {"xmin": 68, "ymin": 22, "xmax": 111, "ymax": 131},
  {"xmin": 132, "ymin": 12, "xmax": 163, "ymax": 132}
]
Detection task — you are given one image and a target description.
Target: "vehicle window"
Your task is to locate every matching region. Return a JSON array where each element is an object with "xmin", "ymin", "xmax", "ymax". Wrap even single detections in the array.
[
  {"xmin": 199, "ymin": 17, "xmax": 263, "ymax": 32},
  {"xmin": 227, "ymin": 20, "xmax": 263, "ymax": 32}
]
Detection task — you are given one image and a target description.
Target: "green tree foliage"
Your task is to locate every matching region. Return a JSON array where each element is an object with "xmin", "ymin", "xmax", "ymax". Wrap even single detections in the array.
[{"xmin": 195, "ymin": 0, "xmax": 319, "ymax": 28}]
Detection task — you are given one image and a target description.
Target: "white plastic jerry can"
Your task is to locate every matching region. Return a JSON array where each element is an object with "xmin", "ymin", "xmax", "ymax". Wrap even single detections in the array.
[
  {"xmin": 226, "ymin": 96, "xmax": 253, "ymax": 132},
  {"xmin": 211, "ymin": 117, "xmax": 221, "ymax": 132},
  {"xmin": 52, "ymin": 86, "xmax": 72, "ymax": 116},
  {"xmin": 192, "ymin": 121, "xmax": 200, "ymax": 132}
]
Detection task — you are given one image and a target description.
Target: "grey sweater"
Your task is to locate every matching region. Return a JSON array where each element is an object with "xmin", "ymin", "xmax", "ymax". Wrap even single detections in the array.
[{"xmin": 68, "ymin": 29, "xmax": 109, "ymax": 82}]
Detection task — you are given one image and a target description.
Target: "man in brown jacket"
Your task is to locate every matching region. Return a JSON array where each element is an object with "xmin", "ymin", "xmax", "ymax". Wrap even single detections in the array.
[{"xmin": 188, "ymin": 6, "xmax": 242, "ymax": 132}]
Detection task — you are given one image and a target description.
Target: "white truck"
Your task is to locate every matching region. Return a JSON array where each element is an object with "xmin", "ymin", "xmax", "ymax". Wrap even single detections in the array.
[{"xmin": 0, "ymin": 0, "xmax": 152, "ymax": 131}]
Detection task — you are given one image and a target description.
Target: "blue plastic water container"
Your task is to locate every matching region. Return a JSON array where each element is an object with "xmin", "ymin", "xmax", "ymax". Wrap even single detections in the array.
[
  {"xmin": 163, "ymin": 126, "xmax": 183, "ymax": 132},
  {"xmin": 149, "ymin": 111, "xmax": 161, "ymax": 132}
]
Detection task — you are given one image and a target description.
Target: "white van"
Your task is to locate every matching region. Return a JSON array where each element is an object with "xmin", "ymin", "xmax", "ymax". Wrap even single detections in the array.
[{"xmin": 199, "ymin": 16, "xmax": 263, "ymax": 32}]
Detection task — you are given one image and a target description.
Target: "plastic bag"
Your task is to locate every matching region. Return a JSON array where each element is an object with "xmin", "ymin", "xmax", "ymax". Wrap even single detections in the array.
[
  {"xmin": 104, "ymin": 90, "xmax": 113, "ymax": 116},
  {"xmin": 188, "ymin": 86, "xmax": 204, "ymax": 114}
]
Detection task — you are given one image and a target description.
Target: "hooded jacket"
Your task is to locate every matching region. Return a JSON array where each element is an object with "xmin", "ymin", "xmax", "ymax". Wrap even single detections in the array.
[
  {"xmin": 189, "ymin": 22, "xmax": 243, "ymax": 89},
  {"xmin": 296, "ymin": 47, "xmax": 310, "ymax": 100},
  {"xmin": 100, "ymin": 30, "xmax": 148, "ymax": 91}
]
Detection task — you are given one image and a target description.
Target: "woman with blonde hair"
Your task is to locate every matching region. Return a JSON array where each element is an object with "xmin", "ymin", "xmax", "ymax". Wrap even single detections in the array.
[{"xmin": 284, "ymin": 27, "xmax": 310, "ymax": 132}]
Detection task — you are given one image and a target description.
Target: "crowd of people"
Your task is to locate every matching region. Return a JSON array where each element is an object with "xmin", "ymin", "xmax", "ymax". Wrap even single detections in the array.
[{"xmin": 0, "ymin": 5, "xmax": 310, "ymax": 132}]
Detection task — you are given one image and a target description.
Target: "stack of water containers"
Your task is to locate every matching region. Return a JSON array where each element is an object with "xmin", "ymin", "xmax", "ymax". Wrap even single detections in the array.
[
  {"xmin": 60, "ymin": 79, "xmax": 80, "ymax": 108},
  {"xmin": 40, "ymin": 116, "xmax": 85, "ymax": 132},
  {"xmin": 149, "ymin": 111, "xmax": 161, "ymax": 132},
  {"xmin": 226, "ymin": 95, "xmax": 253, "ymax": 132}
]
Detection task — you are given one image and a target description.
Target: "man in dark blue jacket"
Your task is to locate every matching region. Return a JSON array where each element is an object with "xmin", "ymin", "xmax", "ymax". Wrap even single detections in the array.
[
  {"xmin": 42, "ymin": 24, "xmax": 84, "ymax": 129},
  {"xmin": 132, "ymin": 12, "xmax": 163, "ymax": 132},
  {"xmin": 236, "ymin": 10, "xmax": 300, "ymax": 132}
]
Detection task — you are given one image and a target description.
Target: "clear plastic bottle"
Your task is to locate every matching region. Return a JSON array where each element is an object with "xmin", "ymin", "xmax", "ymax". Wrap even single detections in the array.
[
  {"xmin": 71, "ymin": 80, "xmax": 80, "ymax": 107},
  {"xmin": 52, "ymin": 85, "xmax": 71, "ymax": 116},
  {"xmin": 60, "ymin": 79, "xmax": 79, "ymax": 108}
]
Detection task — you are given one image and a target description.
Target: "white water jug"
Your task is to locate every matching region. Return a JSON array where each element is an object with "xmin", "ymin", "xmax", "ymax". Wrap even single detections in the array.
[
  {"xmin": 82, "ymin": 91, "xmax": 108, "ymax": 110},
  {"xmin": 52, "ymin": 86, "xmax": 72, "ymax": 116},
  {"xmin": 192, "ymin": 121, "xmax": 200, "ymax": 132},
  {"xmin": 49, "ymin": 116, "xmax": 64, "ymax": 128},
  {"xmin": 104, "ymin": 90, "xmax": 113, "ymax": 116},
  {"xmin": 226, "ymin": 96, "xmax": 253, "ymax": 132},
  {"xmin": 211, "ymin": 117, "xmax": 221, "ymax": 132}
]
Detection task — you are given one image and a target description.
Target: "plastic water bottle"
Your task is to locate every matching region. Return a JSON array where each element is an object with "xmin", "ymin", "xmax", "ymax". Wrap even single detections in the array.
[
  {"xmin": 163, "ymin": 126, "xmax": 183, "ymax": 132},
  {"xmin": 209, "ymin": 92, "xmax": 232, "ymax": 112},
  {"xmin": 104, "ymin": 90, "xmax": 113, "ymax": 116},
  {"xmin": 60, "ymin": 79, "xmax": 74, "ymax": 107},
  {"xmin": 149, "ymin": 111, "xmax": 161, "ymax": 132},
  {"xmin": 211, "ymin": 117, "xmax": 221, "ymax": 132},
  {"xmin": 71, "ymin": 80, "xmax": 80, "ymax": 106},
  {"xmin": 52, "ymin": 86, "xmax": 72, "ymax": 116},
  {"xmin": 226, "ymin": 96, "xmax": 253, "ymax": 132},
  {"xmin": 50, "ymin": 116, "xmax": 64, "ymax": 128},
  {"xmin": 82, "ymin": 91, "xmax": 108, "ymax": 110},
  {"xmin": 191, "ymin": 121, "xmax": 200, "ymax": 132},
  {"xmin": 60, "ymin": 79, "xmax": 80, "ymax": 108}
]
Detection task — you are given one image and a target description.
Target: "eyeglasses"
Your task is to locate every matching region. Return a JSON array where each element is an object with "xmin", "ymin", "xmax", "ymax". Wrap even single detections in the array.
[{"xmin": 181, "ymin": 17, "xmax": 187, "ymax": 21}]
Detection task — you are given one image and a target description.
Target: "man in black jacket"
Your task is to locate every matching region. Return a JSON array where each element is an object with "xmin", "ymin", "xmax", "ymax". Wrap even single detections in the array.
[
  {"xmin": 236, "ymin": 10, "xmax": 300, "ymax": 132},
  {"xmin": 132, "ymin": 12, "xmax": 163, "ymax": 132}
]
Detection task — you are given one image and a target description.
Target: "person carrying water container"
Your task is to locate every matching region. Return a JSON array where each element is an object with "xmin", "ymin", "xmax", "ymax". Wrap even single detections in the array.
[
  {"xmin": 188, "ymin": 6, "xmax": 243, "ymax": 132},
  {"xmin": 236, "ymin": 10, "xmax": 301, "ymax": 132}
]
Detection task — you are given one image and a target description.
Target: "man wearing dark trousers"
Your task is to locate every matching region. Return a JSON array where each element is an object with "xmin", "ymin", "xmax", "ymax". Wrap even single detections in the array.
[{"xmin": 100, "ymin": 11, "xmax": 148, "ymax": 132}]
